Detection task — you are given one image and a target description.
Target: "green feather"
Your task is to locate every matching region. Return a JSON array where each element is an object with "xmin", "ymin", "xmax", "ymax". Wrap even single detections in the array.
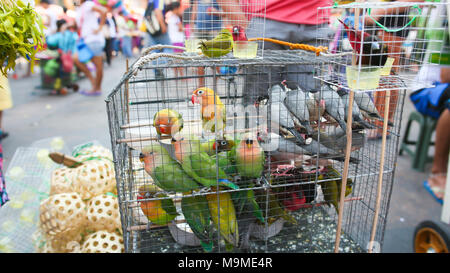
[
  {"xmin": 160, "ymin": 197, "xmax": 178, "ymax": 217},
  {"xmin": 181, "ymin": 195, "xmax": 213, "ymax": 252},
  {"xmin": 199, "ymin": 29, "xmax": 233, "ymax": 58}
]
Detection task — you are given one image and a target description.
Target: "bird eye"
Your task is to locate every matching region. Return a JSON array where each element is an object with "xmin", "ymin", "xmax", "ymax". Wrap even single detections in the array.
[
  {"xmin": 221, "ymin": 141, "xmax": 227, "ymax": 146},
  {"xmin": 246, "ymin": 139, "xmax": 253, "ymax": 145},
  {"xmin": 144, "ymin": 192, "xmax": 151, "ymax": 198},
  {"xmin": 197, "ymin": 90, "xmax": 204, "ymax": 95}
]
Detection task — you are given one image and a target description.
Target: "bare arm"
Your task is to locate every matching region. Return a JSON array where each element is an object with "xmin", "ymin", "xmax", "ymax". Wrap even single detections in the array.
[
  {"xmin": 217, "ymin": 0, "xmax": 247, "ymax": 28},
  {"xmin": 93, "ymin": 5, "xmax": 107, "ymax": 33},
  {"xmin": 441, "ymin": 67, "xmax": 450, "ymax": 83},
  {"xmin": 154, "ymin": 9, "xmax": 167, "ymax": 33},
  {"xmin": 190, "ymin": 1, "xmax": 198, "ymax": 25}
]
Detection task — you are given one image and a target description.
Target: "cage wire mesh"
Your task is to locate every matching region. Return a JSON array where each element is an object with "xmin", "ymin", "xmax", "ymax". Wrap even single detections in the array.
[
  {"xmin": 182, "ymin": 0, "xmax": 266, "ymax": 58},
  {"xmin": 106, "ymin": 45, "xmax": 404, "ymax": 253},
  {"xmin": 105, "ymin": 1, "xmax": 446, "ymax": 253}
]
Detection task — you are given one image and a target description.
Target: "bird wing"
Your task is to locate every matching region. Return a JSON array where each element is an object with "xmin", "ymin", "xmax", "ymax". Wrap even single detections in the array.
[{"xmin": 161, "ymin": 198, "xmax": 178, "ymax": 217}]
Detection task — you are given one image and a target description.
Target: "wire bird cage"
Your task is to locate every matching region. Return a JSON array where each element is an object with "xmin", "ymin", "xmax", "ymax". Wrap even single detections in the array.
[
  {"xmin": 316, "ymin": 1, "xmax": 447, "ymax": 92},
  {"xmin": 105, "ymin": 1, "xmax": 444, "ymax": 253},
  {"xmin": 181, "ymin": 0, "xmax": 267, "ymax": 58},
  {"xmin": 106, "ymin": 46, "xmax": 402, "ymax": 253}
]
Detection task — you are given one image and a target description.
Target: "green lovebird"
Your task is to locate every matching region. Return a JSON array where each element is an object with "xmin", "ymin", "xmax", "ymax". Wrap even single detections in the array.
[
  {"xmin": 201, "ymin": 138, "xmax": 235, "ymax": 156},
  {"xmin": 206, "ymin": 189, "xmax": 239, "ymax": 247},
  {"xmin": 171, "ymin": 133, "xmax": 239, "ymax": 190},
  {"xmin": 319, "ymin": 166, "xmax": 353, "ymax": 214},
  {"xmin": 181, "ymin": 195, "xmax": 214, "ymax": 252},
  {"xmin": 199, "ymin": 29, "xmax": 233, "ymax": 58},
  {"xmin": 153, "ymin": 108, "xmax": 184, "ymax": 137},
  {"xmin": 137, "ymin": 185, "xmax": 178, "ymax": 226},
  {"xmin": 235, "ymin": 133, "xmax": 265, "ymax": 179},
  {"xmin": 140, "ymin": 143, "xmax": 202, "ymax": 193},
  {"xmin": 231, "ymin": 185, "xmax": 264, "ymax": 223},
  {"xmin": 213, "ymin": 151, "xmax": 238, "ymax": 177}
]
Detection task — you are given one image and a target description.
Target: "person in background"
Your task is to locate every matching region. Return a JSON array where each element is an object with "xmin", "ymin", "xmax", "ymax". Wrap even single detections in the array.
[
  {"xmin": 190, "ymin": 0, "xmax": 223, "ymax": 40},
  {"xmin": 37, "ymin": 0, "xmax": 58, "ymax": 37},
  {"xmin": 422, "ymin": 67, "xmax": 450, "ymax": 205},
  {"xmin": 74, "ymin": 0, "xmax": 107, "ymax": 96},
  {"xmin": 144, "ymin": 0, "xmax": 173, "ymax": 78},
  {"xmin": 116, "ymin": 12, "xmax": 134, "ymax": 58},
  {"xmin": 166, "ymin": 1, "xmax": 185, "ymax": 77},
  {"xmin": 0, "ymin": 73, "xmax": 12, "ymax": 140},
  {"xmin": 104, "ymin": 10, "xmax": 118, "ymax": 66},
  {"xmin": 49, "ymin": 19, "xmax": 78, "ymax": 54},
  {"xmin": 144, "ymin": 0, "xmax": 172, "ymax": 50}
]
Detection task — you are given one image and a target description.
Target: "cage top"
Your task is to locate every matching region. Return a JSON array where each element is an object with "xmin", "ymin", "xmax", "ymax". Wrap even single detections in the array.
[
  {"xmin": 106, "ymin": 49, "xmax": 330, "ymax": 101},
  {"xmin": 318, "ymin": 1, "xmax": 441, "ymax": 10}
]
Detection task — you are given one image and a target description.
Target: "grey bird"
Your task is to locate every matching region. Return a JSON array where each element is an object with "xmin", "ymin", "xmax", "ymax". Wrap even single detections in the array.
[
  {"xmin": 258, "ymin": 84, "xmax": 306, "ymax": 145},
  {"xmin": 283, "ymin": 83, "xmax": 315, "ymax": 135},
  {"xmin": 313, "ymin": 84, "xmax": 347, "ymax": 131},
  {"xmin": 258, "ymin": 131, "xmax": 360, "ymax": 164},
  {"xmin": 353, "ymin": 91, "xmax": 394, "ymax": 126},
  {"xmin": 306, "ymin": 91, "xmax": 326, "ymax": 122},
  {"xmin": 337, "ymin": 89, "xmax": 375, "ymax": 129},
  {"xmin": 312, "ymin": 126, "xmax": 366, "ymax": 153}
]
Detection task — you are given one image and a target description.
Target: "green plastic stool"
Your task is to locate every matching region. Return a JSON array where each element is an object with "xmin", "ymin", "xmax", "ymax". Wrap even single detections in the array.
[{"xmin": 399, "ymin": 111, "xmax": 437, "ymax": 172}]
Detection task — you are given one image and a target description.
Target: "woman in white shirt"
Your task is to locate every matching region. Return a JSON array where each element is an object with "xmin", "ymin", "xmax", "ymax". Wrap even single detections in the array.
[{"xmin": 73, "ymin": 0, "xmax": 107, "ymax": 96}]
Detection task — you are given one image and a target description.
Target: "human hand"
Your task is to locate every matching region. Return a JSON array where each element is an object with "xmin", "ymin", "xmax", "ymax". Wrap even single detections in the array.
[{"xmin": 93, "ymin": 26, "xmax": 103, "ymax": 34}]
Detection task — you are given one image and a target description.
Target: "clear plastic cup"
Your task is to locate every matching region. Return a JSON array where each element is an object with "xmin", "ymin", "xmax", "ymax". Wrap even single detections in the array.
[
  {"xmin": 233, "ymin": 41, "xmax": 258, "ymax": 59},
  {"xmin": 346, "ymin": 66, "xmax": 382, "ymax": 90}
]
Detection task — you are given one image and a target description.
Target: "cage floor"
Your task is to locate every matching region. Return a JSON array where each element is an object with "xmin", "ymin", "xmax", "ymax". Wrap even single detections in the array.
[{"xmin": 133, "ymin": 206, "xmax": 364, "ymax": 253}]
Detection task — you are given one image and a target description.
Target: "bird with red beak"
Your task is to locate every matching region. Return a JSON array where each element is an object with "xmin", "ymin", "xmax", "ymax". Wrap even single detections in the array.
[{"xmin": 338, "ymin": 19, "xmax": 388, "ymax": 67}]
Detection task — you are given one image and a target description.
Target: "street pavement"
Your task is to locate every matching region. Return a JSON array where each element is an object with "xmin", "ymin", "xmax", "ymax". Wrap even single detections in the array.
[{"xmin": 3, "ymin": 55, "xmax": 448, "ymax": 253}]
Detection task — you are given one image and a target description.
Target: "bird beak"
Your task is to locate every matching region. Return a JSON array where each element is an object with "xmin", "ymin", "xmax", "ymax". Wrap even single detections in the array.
[
  {"xmin": 191, "ymin": 94, "xmax": 199, "ymax": 104},
  {"xmin": 212, "ymin": 142, "xmax": 216, "ymax": 151},
  {"xmin": 246, "ymin": 139, "xmax": 253, "ymax": 149}
]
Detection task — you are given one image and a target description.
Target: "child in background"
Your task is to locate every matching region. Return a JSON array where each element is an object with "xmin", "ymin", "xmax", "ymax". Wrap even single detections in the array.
[{"xmin": 166, "ymin": 1, "xmax": 185, "ymax": 77}]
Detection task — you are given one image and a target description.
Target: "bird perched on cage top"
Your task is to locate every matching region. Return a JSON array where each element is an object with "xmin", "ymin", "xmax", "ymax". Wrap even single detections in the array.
[
  {"xmin": 338, "ymin": 19, "xmax": 388, "ymax": 67},
  {"xmin": 153, "ymin": 108, "xmax": 184, "ymax": 137},
  {"xmin": 192, "ymin": 87, "xmax": 227, "ymax": 134},
  {"xmin": 198, "ymin": 28, "xmax": 233, "ymax": 58},
  {"xmin": 140, "ymin": 143, "xmax": 202, "ymax": 193},
  {"xmin": 137, "ymin": 184, "xmax": 178, "ymax": 226}
]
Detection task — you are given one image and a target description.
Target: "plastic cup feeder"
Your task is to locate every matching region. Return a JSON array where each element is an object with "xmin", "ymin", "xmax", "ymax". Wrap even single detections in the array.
[
  {"xmin": 346, "ymin": 66, "xmax": 382, "ymax": 90},
  {"xmin": 233, "ymin": 41, "xmax": 258, "ymax": 59}
]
